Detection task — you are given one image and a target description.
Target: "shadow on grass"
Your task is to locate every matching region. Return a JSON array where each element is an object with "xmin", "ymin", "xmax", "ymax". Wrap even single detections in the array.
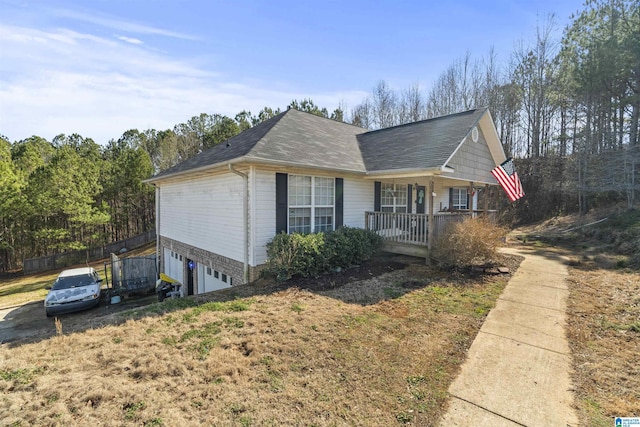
[
  {"xmin": 1, "ymin": 253, "xmax": 520, "ymax": 349},
  {"xmin": 513, "ymin": 208, "xmax": 640, "ymax": 271},
  {"xmin": 514, "ymin": 238, "xmax": 638, "ymax": 273},
  {"xmin": 0, "ymin": 279, "xmax": 52, "ymax": 298},
  {"xmin": 0, "ymin": 292, "xmax": 157, "ymax": 348}
]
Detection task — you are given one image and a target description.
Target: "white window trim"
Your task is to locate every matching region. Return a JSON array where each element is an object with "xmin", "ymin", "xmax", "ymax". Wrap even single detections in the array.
[
  {"xmin": 288, "ymin": 175, "xmax": 335, "ymax": 233},
  {"xmin": 452, "ymin": 188, "xmax": 468, "ymax": 210},
  {"xmin": 381, "ymin": 183, "xmax": 408, "ymax": 213}
]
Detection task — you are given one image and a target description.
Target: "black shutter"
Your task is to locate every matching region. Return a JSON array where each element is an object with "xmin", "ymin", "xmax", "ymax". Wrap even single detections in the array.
[
  {"xmin": 449, "ymin": 187, "xmax": 453, "ymax": 211},
  {"xmin": 276, "ymin": 173, "xmax": 288, "ymax": 234},
  {"xmin": 466, "ymin": 191, "xmax": 470, "ymax": 211},
  {"xmin": 407, "ymin": 184, "xmax": 413, "ymax": 213},
  {"xmin": 374, "ymin": 181, "xmax": 381, "ymax": 211},
  {"xmin": 335, "ymin": 178, "xmax": 344, "ymax": 229}
]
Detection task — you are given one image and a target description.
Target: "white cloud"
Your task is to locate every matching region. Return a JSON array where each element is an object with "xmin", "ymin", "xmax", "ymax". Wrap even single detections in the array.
[
  {"xmin": 0, "ymin": 23, "xmax": 366, "ymax": 144},
  {"xmin": 52, "ymin": 8, "xmax": 199, "ymax": 41},
  {"xmin": 116, "ymin": 35, "xmax": 143, "ymax": 45}
]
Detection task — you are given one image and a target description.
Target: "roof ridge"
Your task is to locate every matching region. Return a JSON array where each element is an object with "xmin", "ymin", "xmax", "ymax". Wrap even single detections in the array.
[
  {"xmin": 285, "ymin": 107, "xmax": 368, "ymax": 132},
  {"xmin": 361, "ymin": 107, "xmax": 487, "ymax": 136},
  {"xmin": 147, "ymin": 107, "xmax": 494, "ymax": 183}
]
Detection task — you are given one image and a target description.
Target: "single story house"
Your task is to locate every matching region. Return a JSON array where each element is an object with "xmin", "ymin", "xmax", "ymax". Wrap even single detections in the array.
[{"xmin": 145, "ymin": 107, "xmax": 507, "ymax": 294}]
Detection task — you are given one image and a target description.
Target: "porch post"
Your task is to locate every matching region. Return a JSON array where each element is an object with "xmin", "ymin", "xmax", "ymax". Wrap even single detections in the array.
[
  {"xmin": 427, "ymin": 180, "xmax": 434, "ymax": 251},
  {"xmin": 484, "ymin": 183, "xmax": 489, "ymax": 215}
]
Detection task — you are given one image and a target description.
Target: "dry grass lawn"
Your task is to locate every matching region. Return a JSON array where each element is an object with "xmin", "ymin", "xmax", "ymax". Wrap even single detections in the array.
[
  {"xmin": 0, "ymin": 257, "xmax": 519, "ymax": 427},
  {"xmin": 566, "ymin": 263, "xmax": 640, "ymax": 425}
]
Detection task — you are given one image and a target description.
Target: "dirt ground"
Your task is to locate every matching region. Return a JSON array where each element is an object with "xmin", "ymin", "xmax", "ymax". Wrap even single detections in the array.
[{"xmin": 0, "ymin": 293, "xmax": 158, "ymax": 346}]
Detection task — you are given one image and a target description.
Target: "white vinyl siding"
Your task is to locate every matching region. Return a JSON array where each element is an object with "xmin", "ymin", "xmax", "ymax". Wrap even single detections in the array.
[
  {"xmin": 159, "ymin": 172, "xmax": 244, "ymax": 262},
  {"xmin": 252, "ymin": 171, "xmax": 373, "ymax": 266},
  {"xmin": 434, "ymin": 181, "xmax": 451, "ymax": 212},
  {"xmin": 253, "ymin": 169, "xmax": 276, "ymax": 266},
  {"xmin": 343, "ymin": 178, "xmax": 373, "ymax": 227}
]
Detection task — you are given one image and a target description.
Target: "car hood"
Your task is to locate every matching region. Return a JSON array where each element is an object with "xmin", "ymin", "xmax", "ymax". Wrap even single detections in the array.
[{"xmin": 45, "ymin": 284, "xmax": 100, "ymax": 304}]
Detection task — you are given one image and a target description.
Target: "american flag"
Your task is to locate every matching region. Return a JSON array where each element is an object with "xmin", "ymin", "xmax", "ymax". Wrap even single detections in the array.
[{"xmin": 491, "ymin": 158, "xmax": 524, "ymax": 202}]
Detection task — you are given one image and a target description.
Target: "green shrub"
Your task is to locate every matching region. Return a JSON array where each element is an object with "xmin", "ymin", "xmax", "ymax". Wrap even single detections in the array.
[
  {"xmin": 265, "ymin": 232, "xmax": 325, "ymax": 281},
  {"xmin": 431, "ymin": 217, "xmax": 507, "ymax": 269},
  {"xmin": 265, "ymin": 227, "xmax": 382, "ymax": 281}
]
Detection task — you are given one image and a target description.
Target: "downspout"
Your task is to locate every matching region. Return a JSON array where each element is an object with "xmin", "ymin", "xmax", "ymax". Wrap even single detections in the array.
[
  {"xmin": 155, "ymin": 184, "xmax": 161, "ymax": 275},
  {"xmin": 228, "ymin": 164, "xmax": 249, "ymax": 284}
]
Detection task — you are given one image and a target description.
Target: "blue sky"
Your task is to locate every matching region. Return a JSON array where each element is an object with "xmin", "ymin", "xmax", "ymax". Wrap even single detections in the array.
[{"xmin": 0, "ymin": 0, "xmax": 585, "ymax": 145}]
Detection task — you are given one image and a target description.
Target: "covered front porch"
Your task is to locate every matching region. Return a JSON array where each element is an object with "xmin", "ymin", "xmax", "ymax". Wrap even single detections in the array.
[
  {"xmin": 365, "ymin": 210, "xmax": 497, "ymax": 257},
  {"xmin": 364, "ymin": 178, "xmax": 499, "ymax": 258}
]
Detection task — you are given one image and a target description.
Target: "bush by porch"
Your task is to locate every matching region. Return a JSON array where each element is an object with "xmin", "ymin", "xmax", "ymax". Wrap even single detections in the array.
[{"xmin": 265, "ymin": 227, "xmax": 383, "ymax": 281}]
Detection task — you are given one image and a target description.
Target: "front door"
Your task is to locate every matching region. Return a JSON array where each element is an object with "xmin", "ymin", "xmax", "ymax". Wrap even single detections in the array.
[
  {"xmin": 186, "ymin": 259, "xmax": 194, "ymax": 295},
  {"xmin": 416, "ymin": 186, "xmax": 426, "ymax": 214}
]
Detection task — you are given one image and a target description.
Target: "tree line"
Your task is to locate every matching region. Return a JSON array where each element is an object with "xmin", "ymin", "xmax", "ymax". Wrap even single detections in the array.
[
  {"xmin": 1, "ymin": 0, "xmax": 638, "ymax": 270},
  {"xmin": 0, "ymin": 100, "xmax": 344, "ymax": 271},
  {"xmin": 347, "ymin": 0, "xmax": 639, "ymax": 220}
]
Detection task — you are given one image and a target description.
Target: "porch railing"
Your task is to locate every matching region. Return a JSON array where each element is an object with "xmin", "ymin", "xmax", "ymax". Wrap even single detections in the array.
[
  {"xmin": 365, "ymin": 211, "xmax": 497, "ymax": 247},
  {"xmin": 365, "ymin": 212, "xmax": 429, "ymax": 245}
]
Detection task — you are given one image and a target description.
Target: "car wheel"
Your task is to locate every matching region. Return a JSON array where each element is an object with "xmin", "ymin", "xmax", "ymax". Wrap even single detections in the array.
[{"xmin": 46, "ymin": 310, "xmax": 52, "ymax": 318}]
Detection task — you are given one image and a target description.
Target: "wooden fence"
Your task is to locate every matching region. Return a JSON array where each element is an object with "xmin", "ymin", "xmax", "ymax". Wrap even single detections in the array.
[{"xmin": 22, "ymin": 229, "xmax": 156, "ymax": 274}]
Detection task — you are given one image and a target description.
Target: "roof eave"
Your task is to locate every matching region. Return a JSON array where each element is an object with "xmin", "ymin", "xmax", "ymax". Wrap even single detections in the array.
[
  {"xmin": 364, "ymin": 166, "xmax": 451, "ymax": 180},
  {"xmin": 144, "ymin": 156, "xmax": 368, "ymax": 185},
  {"xmin": 143, "ymin": 156, "xmax": 248, "ymax": 185},
  {"xmin": 246, "ymin": 156, "xmax": 367, "ymax": 175}
]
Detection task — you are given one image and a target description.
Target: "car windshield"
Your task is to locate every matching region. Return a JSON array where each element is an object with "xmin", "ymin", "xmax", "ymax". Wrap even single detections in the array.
[{"xmin": 52, "ymin": 274, "xmax": 96, "ymax": 290}]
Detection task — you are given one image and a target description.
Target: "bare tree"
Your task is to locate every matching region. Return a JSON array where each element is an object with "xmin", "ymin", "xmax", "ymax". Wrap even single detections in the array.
[
  {"xmin": 426, "ymin": 51, "xmax": 487, "ymax": 118},
  {"xmin": 371, "ymin": 80, "xmax": 398, "ymax": 128},
  {"xmin": 350, "ymin": 100, "xmax": 373, "ymax": 129},
  {"xmin": 510, "ymin": 15, "xmax": 560, "ymax": 158},
  {"xmin": 398, "ymin": 82, "xmax": 426, "ymax": 124}
]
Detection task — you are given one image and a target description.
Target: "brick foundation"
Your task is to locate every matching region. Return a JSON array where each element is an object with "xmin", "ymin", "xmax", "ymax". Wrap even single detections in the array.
[{"xmin": 160, "ymin": 235, "xmax": 257, "ymax": 288}]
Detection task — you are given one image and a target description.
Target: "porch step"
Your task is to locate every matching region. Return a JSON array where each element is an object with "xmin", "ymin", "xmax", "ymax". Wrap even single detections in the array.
[{"xmin": 381, "ymin": 241, "xmax": 430, "ymax": 258}]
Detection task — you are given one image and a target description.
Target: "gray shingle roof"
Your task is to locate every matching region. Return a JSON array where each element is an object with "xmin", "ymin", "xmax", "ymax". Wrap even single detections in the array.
[
  {"xmin": 149, "ymin": 107, "xmax": 488, "ymax": 181},
  {"xmin": 246, "ymin": 108, "xmax": 367, "ymax": 172},
  {"xmin": 151, "ymin": 109, "xmax": 367, "ymax": 180},
  {"xmin": 357, "ymin": 108, "xmax": 487, "ymax": 172},
  {"xmin": 151, "ymin": 110, "xmax": 287, "ymax": 180}
]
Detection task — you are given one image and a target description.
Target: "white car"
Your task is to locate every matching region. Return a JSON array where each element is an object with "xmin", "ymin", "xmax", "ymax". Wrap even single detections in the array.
[{"xmin": 44, "ymin": 267, "xmax": 103, "ymax": 317}]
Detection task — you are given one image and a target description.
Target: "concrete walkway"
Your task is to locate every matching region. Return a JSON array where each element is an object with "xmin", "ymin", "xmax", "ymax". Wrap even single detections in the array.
[{"xmin": 439, "ymin": 247, "xmax": 579, "ymax": 427}]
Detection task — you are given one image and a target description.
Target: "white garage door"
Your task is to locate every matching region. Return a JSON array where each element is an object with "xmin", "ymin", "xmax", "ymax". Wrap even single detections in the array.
[
  {"xmin": 163, "ymin": 248, "xmax": 184, "ymax": 283},
  {"xmin": 197, "ymin": 264, "xmax": 232, "ymax": 293}
]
